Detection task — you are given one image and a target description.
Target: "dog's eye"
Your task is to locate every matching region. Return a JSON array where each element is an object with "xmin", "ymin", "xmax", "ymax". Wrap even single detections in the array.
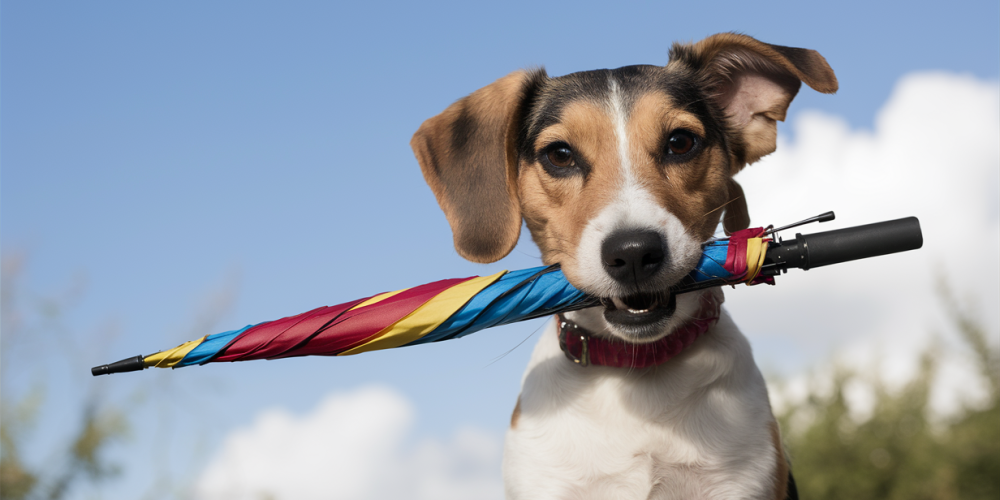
[
  {"xmin": 539, "ymin": 142, "xmax": 588, "ymax": 177},
  {"xmin": 547, "ymin": 146, "xmax": 575, "ymax": 168},
  {"xmin": 667, "ymin": 131, "xmax": 696, "ymax": 155}
]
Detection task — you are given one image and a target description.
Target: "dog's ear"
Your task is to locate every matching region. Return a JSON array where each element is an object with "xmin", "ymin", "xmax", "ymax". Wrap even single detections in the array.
[
  {"xmin": 672, "ymin": 33, "xmax": 838, "ymax": 170},
  {"xmin": 722, "ymin": 178, "xmax": 750, "ymax": 235},
  {"xmin": 411, "ymin": 69, "xmax": 546, "ymax": 263}
]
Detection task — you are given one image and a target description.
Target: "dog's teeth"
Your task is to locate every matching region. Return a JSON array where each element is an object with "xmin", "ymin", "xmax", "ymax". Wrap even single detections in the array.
[
  {"xmin": 611, "ymin": 295, "xmax": 661, "ymax": 314},
  {"xmin": 627, "ymin": 297, "xmax": 658, "ymax": 315}
]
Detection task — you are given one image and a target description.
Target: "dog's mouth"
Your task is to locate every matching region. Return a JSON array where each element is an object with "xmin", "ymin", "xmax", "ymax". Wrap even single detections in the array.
[{"xmin": 599, "ymin": 290, "xmax": 677, "ymax": 336}]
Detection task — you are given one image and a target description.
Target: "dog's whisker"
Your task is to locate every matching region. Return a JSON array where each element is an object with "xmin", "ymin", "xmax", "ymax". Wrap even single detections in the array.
[
  {"xmin": 484, "ymin": 321, "xmax": 547, "ymax": 368},
  {"xmin": 701, "ymin": 196, "xmax": 741, "ymax": 219}
]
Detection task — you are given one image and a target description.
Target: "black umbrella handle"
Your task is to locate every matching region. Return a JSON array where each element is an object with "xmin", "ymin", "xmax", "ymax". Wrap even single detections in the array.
[
  {"xmin": 763, "ymin": 217, "xmax": 923, "ymax": 272},
  {"xmin": 670, "ymin": 216, "xmax": 924, "ymax": 294}
]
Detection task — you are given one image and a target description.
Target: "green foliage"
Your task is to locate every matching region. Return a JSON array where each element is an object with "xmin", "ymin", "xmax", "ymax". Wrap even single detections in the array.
[
  {"xmin": 0, "ymin": 256, "xmax": 127, "ymax": 500},
  {"xmin": 0, "ymin": 401, "xmax": 127, "ymax": 500},
  {"xmin": 777, "ymin": 285, "xmax": 1000, "ymax": 500},
  {"xmin": 1, "ymin": 254, "xmax": 234, "ymax": 500},
  {"xmin": 1, "ymin": 393, "xmax": 41, "ymax": 500}
]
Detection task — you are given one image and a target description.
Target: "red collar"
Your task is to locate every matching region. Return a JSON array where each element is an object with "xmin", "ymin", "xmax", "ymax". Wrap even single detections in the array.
[{"xmin": 557, "ymin": 293, "xmax": 721, "ymax": 368}]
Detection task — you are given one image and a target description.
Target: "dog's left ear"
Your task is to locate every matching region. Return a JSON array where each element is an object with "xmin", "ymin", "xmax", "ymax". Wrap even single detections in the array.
[
  {"xmin": 672, "ymin": 33, "xmax": 838, "ymax": 170},
  {"xmin": 411, "ymin": 69, "xmax": 547, "ymax": 263}
]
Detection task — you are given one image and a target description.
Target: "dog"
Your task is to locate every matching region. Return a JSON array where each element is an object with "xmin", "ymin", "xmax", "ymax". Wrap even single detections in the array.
[{"xmin": 410, "ymin": 33, "xmax": 837, "ymax": 499}]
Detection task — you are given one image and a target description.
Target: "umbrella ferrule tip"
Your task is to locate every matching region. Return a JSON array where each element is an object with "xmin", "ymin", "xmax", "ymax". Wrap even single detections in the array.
[{"xmin": 91, "ymin": 355, "xmax": 146, "ymax": 376}]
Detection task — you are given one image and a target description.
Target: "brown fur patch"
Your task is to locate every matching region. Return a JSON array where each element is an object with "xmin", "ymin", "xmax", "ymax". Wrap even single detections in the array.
[
  {"xmin": 625, "ymin": 92, "xmax": 730, "ymax": 242},
  {"xmin": 510, "ymin": 396, "xmax": 522, "ymax": 429},
  {"xmin": 519, "ymin": 99, "xmax": 624, "ymax": 277},
  {"xmin": 770, "ymin": 420, "xmax": 790, "ymax": 500},
  {"xmin": 722, "ymin": 178, "xmax": 751, "ymax": 234}
]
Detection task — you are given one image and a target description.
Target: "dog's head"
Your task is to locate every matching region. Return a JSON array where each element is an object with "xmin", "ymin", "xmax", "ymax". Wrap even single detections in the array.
[{"xmin": 411, "ymin": 33, "xmax": 837, "ymax": 341}]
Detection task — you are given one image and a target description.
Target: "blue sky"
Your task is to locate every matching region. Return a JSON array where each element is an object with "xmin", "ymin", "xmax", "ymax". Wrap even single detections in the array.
[{"xmin": 3, "ymin": 1, "xmax": 999, "ymax": 498}]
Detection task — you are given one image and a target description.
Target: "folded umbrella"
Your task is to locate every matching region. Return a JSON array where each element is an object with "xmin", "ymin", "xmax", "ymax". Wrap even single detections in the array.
[{"xmin": 92, "ymin": 213, "xmax": 922, "ymax": 376}]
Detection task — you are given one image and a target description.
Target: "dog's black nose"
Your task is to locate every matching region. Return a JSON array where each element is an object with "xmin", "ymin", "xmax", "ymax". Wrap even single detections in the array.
[{"xmin": 601, "ymin": 230, "xmax": 666, "ymax": 284}]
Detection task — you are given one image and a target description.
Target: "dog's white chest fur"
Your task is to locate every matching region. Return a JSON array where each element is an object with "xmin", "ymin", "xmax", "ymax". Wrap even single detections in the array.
[{"xmin": 503, "ymin": 304, "xmax": 779, "ymax": 500}]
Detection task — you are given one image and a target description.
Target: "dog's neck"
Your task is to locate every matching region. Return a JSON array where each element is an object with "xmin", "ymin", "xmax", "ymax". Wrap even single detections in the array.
[{"xmin": 556, "ymin": 291, "xmax": 722, "ymax": 369}]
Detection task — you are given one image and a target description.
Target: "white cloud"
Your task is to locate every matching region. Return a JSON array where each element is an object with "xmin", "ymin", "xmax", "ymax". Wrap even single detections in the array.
[
  {"xmin": 726, "ymin": 72, "xmax": 999, "ymax": 415},
  {"xmin": 194, "ymin": 385, "xmax": 503, "ymax": 500}
]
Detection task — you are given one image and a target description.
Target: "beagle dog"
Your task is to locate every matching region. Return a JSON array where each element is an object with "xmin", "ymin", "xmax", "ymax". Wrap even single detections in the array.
[{"xmin": 411, "ymin": 33, "xmax": 837, "ymax": 499}]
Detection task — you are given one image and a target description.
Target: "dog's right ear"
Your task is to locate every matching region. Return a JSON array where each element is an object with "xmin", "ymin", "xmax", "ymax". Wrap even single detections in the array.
[{"xmin": 411, "ymin": 69, "xmax": 546, "ymax": 263}]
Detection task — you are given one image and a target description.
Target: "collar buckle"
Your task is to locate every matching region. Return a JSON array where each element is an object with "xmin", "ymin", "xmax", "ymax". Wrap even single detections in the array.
[{"xmin": 557, "ymin": 314, "xmax": 590, "ymax": 367}]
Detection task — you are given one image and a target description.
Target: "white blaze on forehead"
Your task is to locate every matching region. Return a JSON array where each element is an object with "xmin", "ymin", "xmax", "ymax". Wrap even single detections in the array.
[
  {"xmin": 569, "ymin": 77, "xmax": 702, "ymax": 298},
  {"xmin": 608, "ymin": 77, "xmax": 636, "ymax": 185}
]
